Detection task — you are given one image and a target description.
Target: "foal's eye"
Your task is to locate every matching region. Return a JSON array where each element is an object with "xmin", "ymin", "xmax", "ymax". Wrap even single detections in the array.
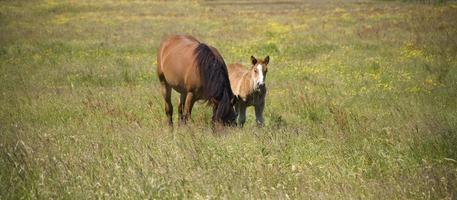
[{"xmin": 254, "ymin": 69, "xmax": 257, "ymax": 73}]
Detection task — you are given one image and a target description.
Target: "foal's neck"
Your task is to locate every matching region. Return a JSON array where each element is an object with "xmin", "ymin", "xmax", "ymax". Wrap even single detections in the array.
[{"xmin": 244, "ymin": 70, "xmax": 256, "ymax": 93}]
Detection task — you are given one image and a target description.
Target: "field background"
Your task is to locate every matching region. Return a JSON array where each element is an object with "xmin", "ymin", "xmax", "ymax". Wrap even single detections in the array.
[{"xmin": 1, "ymin": 0, "xmax": 457, "ymax": 199}]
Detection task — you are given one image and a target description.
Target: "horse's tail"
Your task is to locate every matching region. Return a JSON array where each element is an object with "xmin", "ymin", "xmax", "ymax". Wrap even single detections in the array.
[{"xmin": 194, "ymin": 43, "xmax": 235, "ymax": 122}]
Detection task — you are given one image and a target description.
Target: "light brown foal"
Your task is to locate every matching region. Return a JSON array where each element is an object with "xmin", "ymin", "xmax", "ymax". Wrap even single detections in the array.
[
  {"xmin": 157, "ymin": 35, "xmax": 237, "ymax": 126},
  {"xmin": 228, "ymin": 56, "xmax": 269, "ymax": 126}
]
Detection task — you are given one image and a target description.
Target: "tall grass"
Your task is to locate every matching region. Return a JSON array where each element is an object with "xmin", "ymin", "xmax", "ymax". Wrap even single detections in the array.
[{"xmin": 1, "ymin": 0, "xmax": 456, "ymax": 199}]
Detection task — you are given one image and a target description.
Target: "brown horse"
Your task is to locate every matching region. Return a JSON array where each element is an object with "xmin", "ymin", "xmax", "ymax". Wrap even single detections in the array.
[
  {"xmin": 228, "ymin": 56, "xmax": 269, "ymax": 126},
  {"xmin": 156, "ymin": 35, "xmax": 237, "ymax": 126}
]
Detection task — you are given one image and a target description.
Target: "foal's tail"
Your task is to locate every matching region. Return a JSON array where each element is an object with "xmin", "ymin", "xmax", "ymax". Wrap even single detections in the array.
[{"xmin": 194, "ymin": 43, "xmax": 235, "ymax": 122}]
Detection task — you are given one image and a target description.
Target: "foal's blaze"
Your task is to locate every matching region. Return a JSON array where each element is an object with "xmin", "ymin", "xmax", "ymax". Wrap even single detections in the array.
[
  {"xmin": 251, "ymin": 55, "xmax": 269, "ymax": 91},
  {"xmin": 156, "ymin": 35, "xmax": 236, "ymax": 127}
]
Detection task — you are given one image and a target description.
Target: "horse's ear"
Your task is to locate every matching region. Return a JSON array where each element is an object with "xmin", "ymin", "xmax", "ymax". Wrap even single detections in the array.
[
  {"xmin": 251, "ymin": 56, "xmax": 257, "ymax": 65},
  {"xmin": 264, "ymin": 56, "xmax": 270, "ymax": 65}
]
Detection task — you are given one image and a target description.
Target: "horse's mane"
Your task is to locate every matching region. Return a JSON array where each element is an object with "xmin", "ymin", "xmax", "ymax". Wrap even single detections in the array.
[{"xmin": 194, "ymin": 43, "xmax": 234, "ymax": 122}]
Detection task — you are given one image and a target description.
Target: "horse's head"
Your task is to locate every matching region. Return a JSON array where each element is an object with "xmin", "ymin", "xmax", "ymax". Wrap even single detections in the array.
[
  {"xmin": 213, "ymin": 86, "xmax": 238, "ymax": 126},
  {"xmin": 250, "ymin": 55, "xmax": 269, "ymax": 91},
  {"xmin": 220, "ymin": 96, "xmax": 238, "ymax": 126}
]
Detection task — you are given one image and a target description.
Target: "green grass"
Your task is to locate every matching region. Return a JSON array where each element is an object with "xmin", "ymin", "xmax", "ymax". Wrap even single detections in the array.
[{"xmin": 1, "ymin": 0, "xmax": 457, "ymax": 199}]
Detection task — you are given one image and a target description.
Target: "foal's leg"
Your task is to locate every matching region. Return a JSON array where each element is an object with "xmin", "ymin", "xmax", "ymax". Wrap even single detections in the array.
[
  {"xmin": 183, "ymin": 92, "xmax": 194, "ymax": 123},
  {"xmin": 178, "ymin": 94, "xmax": 186, "ymax": 124},
  {"xmin": 160, "ymin": 82, "xmax": 173, "ymax": 126},
  {"xmin": 238, "ymin": 102, "xmax": 247, "ymax": 127},
  {"xmin": 255, "ymin": 101, "xmax": 265, "ymax": 126}
]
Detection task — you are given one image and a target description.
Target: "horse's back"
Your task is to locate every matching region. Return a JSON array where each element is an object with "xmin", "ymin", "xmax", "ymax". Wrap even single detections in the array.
[
  {"xmin": 157, "ymin": 35, "xmax": 199, "ymax": 71},
  {"xmin": 157, "ymin": 35, "xmax": 201, "ymax": 93}
]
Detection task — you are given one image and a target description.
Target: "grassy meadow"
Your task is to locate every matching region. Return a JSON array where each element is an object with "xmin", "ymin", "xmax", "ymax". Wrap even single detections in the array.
[{"xmin": 1, "ymin": 0, "xmax": 457, "ymax": 199}]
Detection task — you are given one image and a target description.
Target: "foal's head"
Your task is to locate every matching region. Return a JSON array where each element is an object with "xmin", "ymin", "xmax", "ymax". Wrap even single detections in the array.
[{"xmin": 250, "ymin": 55, "xmax": 269, "ymax": 91}]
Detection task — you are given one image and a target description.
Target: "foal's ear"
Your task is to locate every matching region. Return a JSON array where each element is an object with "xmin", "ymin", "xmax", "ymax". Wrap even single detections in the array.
[
  {"xmin": 251, "ymin": 55, "xmax": 257, "ymax": 65},
  {"xmin": 264, "ymin": 56, "xmax": 270, "ymax": 65}
]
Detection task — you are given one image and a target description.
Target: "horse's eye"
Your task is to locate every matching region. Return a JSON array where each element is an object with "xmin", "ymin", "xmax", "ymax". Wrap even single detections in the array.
[{"xmin": 254, "ymin": 69, "xmax": 258, "ymax": 73}]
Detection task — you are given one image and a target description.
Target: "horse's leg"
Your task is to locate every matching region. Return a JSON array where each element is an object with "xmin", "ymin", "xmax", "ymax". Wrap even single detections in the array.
[
  {"xmin": 160, "ymin": 82, "xmax": 173, "ymax": 126},
  {"xmin": 255, "ymin": 101, "xmax": 265, "ymax": 126},
  {"xmin": 188, "ymin": 98, "xmax": 196, "ymax": 120},
  {"xmin": 238, "ymin": 102, "xmax": 247, "ymax": 127},
  {"xmin": 178, "ymin": 94, "xmax": 186, "ymax": 124},
  {"xmin": 183, "ymin": 92, "xmax": 194, "ymax": 123}
]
